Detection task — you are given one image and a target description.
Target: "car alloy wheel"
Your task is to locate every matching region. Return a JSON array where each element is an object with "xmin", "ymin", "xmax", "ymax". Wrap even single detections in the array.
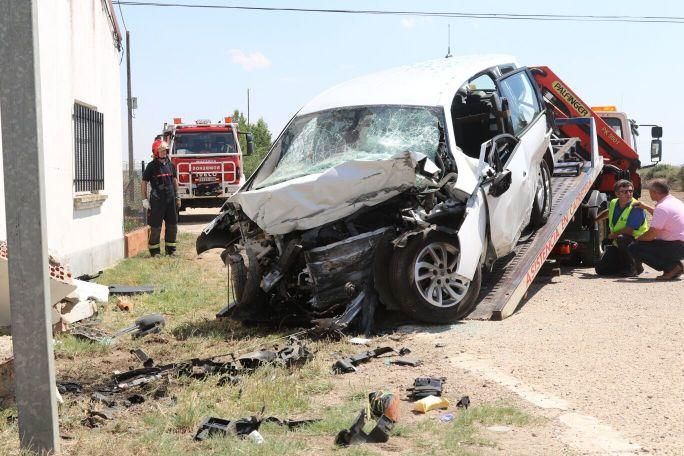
[{"xmin": 413, "ymin": 241, "xmax": 471, "ymax": 308}]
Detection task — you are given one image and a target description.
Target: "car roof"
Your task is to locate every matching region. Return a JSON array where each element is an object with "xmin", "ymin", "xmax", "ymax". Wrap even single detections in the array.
[{"xmin": 299, "ymin": 54, "xmax": 518, "ymax": 115}]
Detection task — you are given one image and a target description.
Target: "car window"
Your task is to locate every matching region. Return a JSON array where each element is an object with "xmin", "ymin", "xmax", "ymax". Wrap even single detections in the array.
[
  {"xmin": 467, "ymin": 74, "xmax": 495, "ymax": 91},
  {"xmin": 498, "ymin": 72, "xmax": 541, "ymax": 135}
]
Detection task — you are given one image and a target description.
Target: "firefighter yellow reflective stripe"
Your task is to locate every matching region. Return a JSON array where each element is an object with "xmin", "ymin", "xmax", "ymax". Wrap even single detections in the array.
[
  {"xmin": 148, "ymin": 243, "xmax": 160, "ymax": 249},
  {"xmin": 165, "ymin": 242, "xmax": 177, "ymax": 247}
]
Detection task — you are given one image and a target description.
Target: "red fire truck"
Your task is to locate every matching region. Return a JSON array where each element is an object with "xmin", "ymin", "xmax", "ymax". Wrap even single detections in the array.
[{"xmin": 161, "ymin": 117, "xmax": 253, "ymax": 212}]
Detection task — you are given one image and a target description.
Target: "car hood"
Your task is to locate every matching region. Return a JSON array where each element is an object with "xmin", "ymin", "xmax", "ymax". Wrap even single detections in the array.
[{"xmin": 230, "ymin": 151, "xmax": 427, "ymax": 235}]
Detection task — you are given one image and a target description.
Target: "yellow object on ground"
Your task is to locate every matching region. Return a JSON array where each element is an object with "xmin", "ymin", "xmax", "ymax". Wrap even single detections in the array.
[{"xmin": 413, "ymin": 395, "xmax": 450, "ymax": 413}]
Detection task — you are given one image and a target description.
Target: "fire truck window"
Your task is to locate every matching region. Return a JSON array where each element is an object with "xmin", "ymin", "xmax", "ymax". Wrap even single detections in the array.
[{"xmin": 172, "ymin": 133, "xmax": 236, "ymax": 155}]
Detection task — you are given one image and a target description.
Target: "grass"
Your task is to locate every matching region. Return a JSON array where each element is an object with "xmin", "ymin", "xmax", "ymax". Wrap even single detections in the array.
[{"xmin": 0, "ymin": 234, "xmax": 544, "ymax": 456}]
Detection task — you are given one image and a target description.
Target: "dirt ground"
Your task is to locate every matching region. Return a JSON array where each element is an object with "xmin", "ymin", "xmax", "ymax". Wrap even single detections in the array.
[{"xmin": 178, "ymin": 198, "xmax": 684, "ymax": 455}]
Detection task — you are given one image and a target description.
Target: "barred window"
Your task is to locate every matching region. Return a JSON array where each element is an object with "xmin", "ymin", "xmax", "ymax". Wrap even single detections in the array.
[{"xmin": 73, "ymin": 103, "xmax": 104, "ymax": 192}]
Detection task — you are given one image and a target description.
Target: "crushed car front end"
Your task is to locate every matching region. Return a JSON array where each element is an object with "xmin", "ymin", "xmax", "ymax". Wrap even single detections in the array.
[{"xmin": 197, "ymin": 104, "xmax": 487, "ymax": 332}]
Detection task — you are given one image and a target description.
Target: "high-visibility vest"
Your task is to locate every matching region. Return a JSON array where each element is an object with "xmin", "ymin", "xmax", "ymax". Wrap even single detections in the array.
[{"xmin": 608, "ymin": 198, "xmax": 649, "ymax": 239}]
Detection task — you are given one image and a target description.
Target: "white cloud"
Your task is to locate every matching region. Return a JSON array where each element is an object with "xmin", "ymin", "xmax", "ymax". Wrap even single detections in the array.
[
  {"xmin": 228, "ymin": 49, "xmax": 271, "ymax": 71},
  {"xmin": 400, "ymin": 18, "xmax": 416, "ymax": 29}
]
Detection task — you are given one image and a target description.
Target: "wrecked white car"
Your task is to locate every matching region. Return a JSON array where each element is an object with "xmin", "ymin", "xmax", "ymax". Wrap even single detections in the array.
[{"xmin": 197, "ymin": 55, "xmax": 553, "ymax": 331}]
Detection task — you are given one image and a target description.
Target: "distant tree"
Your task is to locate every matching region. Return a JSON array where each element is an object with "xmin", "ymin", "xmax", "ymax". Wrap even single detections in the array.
[{"xmin": 232, "ymin": 109, "xmax": 272, "ymax": 178}]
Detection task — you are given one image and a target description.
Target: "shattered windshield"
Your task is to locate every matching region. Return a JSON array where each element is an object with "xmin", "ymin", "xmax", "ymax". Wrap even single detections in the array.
[{"xmin": 254, "ymin": 105, "xmax": 444, "ymax": 189}]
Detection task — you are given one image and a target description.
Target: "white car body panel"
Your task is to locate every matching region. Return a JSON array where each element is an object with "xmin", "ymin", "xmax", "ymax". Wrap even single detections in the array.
[{"xmin": 454, "ymin": 188, "xmax": 488, "ymax": 280}]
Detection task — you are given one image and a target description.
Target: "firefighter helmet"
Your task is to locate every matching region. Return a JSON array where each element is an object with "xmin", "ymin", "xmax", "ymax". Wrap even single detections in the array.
[{"xmin": 153, "ymin": 140, "xmax": 169, "ymax": 158}]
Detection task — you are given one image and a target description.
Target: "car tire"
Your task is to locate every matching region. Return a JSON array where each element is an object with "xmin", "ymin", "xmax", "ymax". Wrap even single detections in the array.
[
  {"xmin": 388, "ymin": 231, "xmax": 482, "ymax": 324},
  {"xmin": 223, "ymin": 249, "xmax": 268, "ymax": 319},
  {"xmin": 530, "ymin": 160, "xmax": 552, "ymax": 227}
]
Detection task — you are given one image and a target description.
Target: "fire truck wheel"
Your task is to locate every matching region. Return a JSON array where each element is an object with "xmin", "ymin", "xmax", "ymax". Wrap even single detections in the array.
[
  {"xmin": 530, "ymin": 160, "xmax": 552, "ymax": 227},
  {"xmin": 389, "ymin": 231, "xmax": 482, "ymax": 324}
]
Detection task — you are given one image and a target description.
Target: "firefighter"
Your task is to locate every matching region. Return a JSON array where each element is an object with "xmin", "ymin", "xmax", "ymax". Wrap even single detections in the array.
[{"xmin": 141, "ymin": 141, "xmax": 180, "ymax": 256}]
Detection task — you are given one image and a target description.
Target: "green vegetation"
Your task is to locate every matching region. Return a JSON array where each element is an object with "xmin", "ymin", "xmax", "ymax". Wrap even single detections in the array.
[
  {"xmin": 0, "ymin": 235, "xmax": 544, "ymax": 455},
  {"xmin": 639, "ymin": 164, "xmax": 683, "ymax": 191},
  {"xmin": 232, "ymin": 109, "xmax": 273, "ymax": 178}
]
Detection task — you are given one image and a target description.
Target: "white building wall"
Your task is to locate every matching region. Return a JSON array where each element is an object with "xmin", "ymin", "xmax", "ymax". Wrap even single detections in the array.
[{"xmin": 0, "ymin": 1, "xmax": 124, "ymax": 276}]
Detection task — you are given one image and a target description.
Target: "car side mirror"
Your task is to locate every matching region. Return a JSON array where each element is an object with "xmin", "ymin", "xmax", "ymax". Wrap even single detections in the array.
[
  {"xmin": 650, "ymin": 139, "xmax": 662, "ymax": 164},
  {"xmin": 488, "ymin": 169, "xmax": 512, "ymax": 197},
  {"xmin": 651, "ymin": 126, "xmax": 663, "ymax": 138},
  {"xmin": 245, "ymin": 133, "xmax": 254, "ymax": 156}
]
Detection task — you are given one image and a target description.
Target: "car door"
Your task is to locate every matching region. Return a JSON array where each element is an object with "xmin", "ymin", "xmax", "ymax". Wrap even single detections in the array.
[{"xmin": 482, "ymin": 69, "xmax": 547, "ymax": 257}]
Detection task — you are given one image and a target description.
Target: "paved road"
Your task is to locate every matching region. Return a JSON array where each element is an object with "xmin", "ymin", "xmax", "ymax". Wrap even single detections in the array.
[
  {"xmin": 177, "ymin": 207, "xmax": 219, "ymax": 235},
  {"xmin": 408, "ymin": 264, "xmax": 684, "ymax": 455}
]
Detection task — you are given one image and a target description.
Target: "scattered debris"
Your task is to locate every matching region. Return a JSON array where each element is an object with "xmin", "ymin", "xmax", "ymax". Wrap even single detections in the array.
[
  {"xmin": 90, "ymin": 392, "xmax": 116, "ymax": 407},
  {"xmin": 335, "ymin": 410, "xmax": 395, "ymax": 446},
  {"xmin": 130, "ymin": 348, "xmax": 154, "ymax": 368},
  {"xmin": 113, "ymin": 314, "xmax": 165, "ymax": 339},
  {"xmin": 56, "ymin": 382, "xmax": 82, "ymax": 395},
  {"xmin": 413, "ymin": 395, "xmax": 450, "ymax": 413},
  {"xmin": 116, "ymin": 337, "xmax": 311, "ymax": 390},
  {"xmin": 398, "ymin": 347, "xmax": 412, "ymax": 356},
  {"xmin": 75, "ymin": 271, "xmax": 103, "ymax": 282},
  {"xmin": 71, "ymin": 314, "xmax": 166, "ymax": 345},
  {"xmin": 389, "ymin": 357, "xmax": 422, "ymax": 367},
  {"xmin": 435, "ymin": 343, "xmax": 446, "ymax": 348},
  {"xmin": 82, "ymin": 408, "xmax": 117, "ymax": 428},
  {"xmin": 108, "ymin": 285, "xmax": 158, "ymax": 295},
  {"xmin": 456, "ymin": 395, "xmax": 471, "ymax": 409},
  {"xmin": 407, "ymin": 377, "xmax": 446, "ymax": 400},
  {"xmin": 336, "ymin": 391, "xmax": 399, "ymax": 446},
  {"xmin": 349, "ymin": 337, "xmax": 371, "ymax": 345},
  {"xmin": 332, "ymin": 346, "xmax": 394, "ymax": 374},
  {"xmin": 116, "ymin": 297, "xmax": 135, "ymax": 312},
  {"xmin": 368, "ymin": 391, "xmax": 400, "ymax": 421},
  {"xmin": 194, "ymin": 414, "xmax": 318, "ymax": 442},
  {"xmin": 247, "ymin": 430, "xmax": 265, "ymax": 444},
  {"xmin": 440, "ymin": 413, "xmax": 455, "ymax": 423},
  {"xmin": 124, "ymin": 394, "xmax": 145, "ymax": 406}
]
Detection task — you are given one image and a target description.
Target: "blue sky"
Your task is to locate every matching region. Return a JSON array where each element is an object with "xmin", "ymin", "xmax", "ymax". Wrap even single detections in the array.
[{"xmin": 117, "ymin": 0, "xmax": 684, "ymax": 165}]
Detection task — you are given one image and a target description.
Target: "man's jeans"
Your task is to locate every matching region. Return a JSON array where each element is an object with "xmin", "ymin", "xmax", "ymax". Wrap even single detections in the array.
[{"xmin": 628, "ymin": 240, "xmax": 684, "ymax": 272}]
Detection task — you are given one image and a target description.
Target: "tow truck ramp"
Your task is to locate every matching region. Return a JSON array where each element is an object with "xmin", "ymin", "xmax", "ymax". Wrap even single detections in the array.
[{"xmin": 467, "ymin": 118, "xmax": 603, "ymax": 321}]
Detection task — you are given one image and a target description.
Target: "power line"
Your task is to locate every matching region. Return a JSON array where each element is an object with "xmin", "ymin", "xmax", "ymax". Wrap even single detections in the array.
[
  {"xmin": 113, "ymin": 2, "xmax": 684, "ymax": 25},
  {"xmin": 117, "ymin": 0, "xmax": 129, "ymax": 31}
]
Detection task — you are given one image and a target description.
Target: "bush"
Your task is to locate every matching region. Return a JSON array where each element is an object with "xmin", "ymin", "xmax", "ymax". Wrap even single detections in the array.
[{"xmin": 639, "ymin": 164, "xmax": 683, "ymax": 191}]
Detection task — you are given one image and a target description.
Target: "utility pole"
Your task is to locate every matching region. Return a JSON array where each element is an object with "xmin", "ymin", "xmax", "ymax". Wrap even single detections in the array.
[
  {"xmin": 0, "ymin": 0, "xmax": 60, "ymax": 453},
  {"xmin": 126, "ymin": 30, "xmax": 134, "ymax": 203},
  {"xmin": 247, "ymin": 88, "xmax": 250, "ymax": 126}
]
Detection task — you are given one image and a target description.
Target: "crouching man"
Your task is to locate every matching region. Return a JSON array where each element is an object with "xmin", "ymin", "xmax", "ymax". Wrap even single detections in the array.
[
  {"xmin": 594, "ymin": 179, "xmax": 648, "ymax": 276},
  {"xmin": 629, "ymin": 179, "xmax": 684, "ymax": 280}
]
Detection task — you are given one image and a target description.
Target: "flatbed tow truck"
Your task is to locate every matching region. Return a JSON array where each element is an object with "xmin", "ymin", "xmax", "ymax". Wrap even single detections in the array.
[{"xmin": 467, "ymin": 66, "xmax": 663, "ymax": 320}]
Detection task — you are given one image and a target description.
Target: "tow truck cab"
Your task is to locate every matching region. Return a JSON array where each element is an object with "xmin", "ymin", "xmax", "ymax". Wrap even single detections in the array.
[{"xmin": 593, "ymin": 106, "xmax": 663, "ymax": 170}]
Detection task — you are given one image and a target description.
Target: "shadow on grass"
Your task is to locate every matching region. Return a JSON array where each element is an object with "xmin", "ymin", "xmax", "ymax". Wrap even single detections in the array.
[{"xmin": 171, "ymin": 318, "xmax": 306, "ymax": 341}]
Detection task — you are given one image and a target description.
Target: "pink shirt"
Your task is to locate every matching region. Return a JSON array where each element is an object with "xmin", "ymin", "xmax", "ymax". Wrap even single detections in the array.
[{"xmin": 652, "ymin": 194, "xmax": 684, "ymax": 241}]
